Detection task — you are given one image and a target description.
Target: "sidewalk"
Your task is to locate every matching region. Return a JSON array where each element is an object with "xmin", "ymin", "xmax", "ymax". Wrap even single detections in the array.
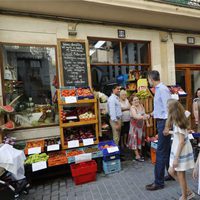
[{"xmin": 23, "ymin": 160, "xmax": 199, "ymax": 200}]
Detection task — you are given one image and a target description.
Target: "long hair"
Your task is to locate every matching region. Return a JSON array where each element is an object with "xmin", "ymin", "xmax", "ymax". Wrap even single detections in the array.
[
  {"xmin": 195, "ymin": 88, "xmax": 200, "ymax": 98},
  {"xmin": 166, "ymin": 99, "xmax": 189, "ymax": 130}
]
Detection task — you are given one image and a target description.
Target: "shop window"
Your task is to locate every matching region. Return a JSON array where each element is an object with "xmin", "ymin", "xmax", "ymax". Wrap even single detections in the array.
[
  {"xmin": 1, "ymin": 45, "xmax": 58, "ymax": 129},
  {"xmin": 89, "ymin": 38, "xmax": 151, "ymax": 93}
]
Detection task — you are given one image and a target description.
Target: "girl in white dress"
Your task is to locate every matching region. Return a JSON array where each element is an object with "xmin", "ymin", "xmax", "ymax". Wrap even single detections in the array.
[{"xmin": 164, "ymin": 99, "xmax": 195, "ymax": 200}]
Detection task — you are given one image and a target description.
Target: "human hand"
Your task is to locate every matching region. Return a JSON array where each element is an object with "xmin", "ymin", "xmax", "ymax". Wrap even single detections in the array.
[
  {"xmin": 192, "ymin": 168, "xmax": 198, "ymax": 179},
  {"xmin": 173, "ymin": 158, "xmax": 179, "ymax": 169},
  {"xmin": 163, "ymin": 127, "xmax": 170, "ymax": 136}
]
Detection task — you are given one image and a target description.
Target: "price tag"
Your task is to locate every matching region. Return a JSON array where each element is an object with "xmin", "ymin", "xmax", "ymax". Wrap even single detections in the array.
[
  {"xmin": 75, "ymin": 153, "xmax": 92, "ymax": 163},
  {"xmin": 47, "ymin": 144, "xmax": 60, "ymax": 151},
  {"xmin": 83, "ymin": 138, "xmax": 94, "ymax": 146},
  {"xmin": 32, "ymin": 161, "xmax": 47, "ymax": 172},
  {"xmin": 66, "ymin": 116, "xmax": 78, "ymax": 120},
  {"xmin": 68, "ymin": 140, "xmax": 79, "ymax": 148},
  {"xmin": 178, "ymin": 91, "xmax": 187, "ymax": 95},
  {"xmin": 65, "ymin": 96, "xmax": 77, "ymax": 104},
  {"xmin": 107, "ymin": 146, "xmax": 119, "ymax": 153},
  {"xmin": 28, "ymin": 147, "xmax": 41, "ymax": 155}
]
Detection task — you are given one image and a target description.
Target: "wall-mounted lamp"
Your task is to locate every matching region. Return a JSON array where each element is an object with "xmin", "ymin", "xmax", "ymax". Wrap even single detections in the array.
[
  {"xmin": 118, "ymin": 29, "xmax": 126, "ymax": 38},
  {"xmin": 187, "ymin": 37, "xmax": 195, "ymax": 44},
  {"xmin": 68, "ymin": 23, "xmax": 77, "ymax": 36}
]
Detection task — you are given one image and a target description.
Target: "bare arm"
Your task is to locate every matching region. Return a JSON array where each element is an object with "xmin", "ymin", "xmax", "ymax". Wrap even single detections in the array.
[
  {"xmin": 130, "ymin": 106, "xmax": 144, "ymax": 120},
  {"xmin": 193, "ymin": 102, "xmax": 198, "ymax": 123}
]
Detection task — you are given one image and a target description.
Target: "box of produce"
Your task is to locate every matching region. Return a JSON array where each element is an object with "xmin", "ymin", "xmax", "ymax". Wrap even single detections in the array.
[
  {"xmin": 66, "ymin": 148, "xmax": 84, "ymax": 163},
  {"xmin": 70, "ymin": 160, "xmax": 97, "ymax": 185},
  {"xmin": 76, "ymin": 87, "xmax": 94, "ymax": 100},
  {"xmin": 83, "ymin": 145, "xmax": 103, "ymax": 158},
  {"xmin": 60, "ymin": 108, "xmax": 79, "ymax": 123},
  {"xmin": 44, "ymin": 138, "xmax": 61, "ymax": 152},
  {"xmin": 98, "ymin": 140, "xmax": 120, "ymax": 157},
  {"xmin": 48, "ymin": 151, "xmax": 67, "ymax": 167},
  {"xmin": 64, "ymin": 126, "xmax": 96, "ymax": 145},
  {"xmin": 24, "ymin": 140, "xmax": 45, "ymax": 155},
  {"xmin": 77, "ymin": 107, "xmax": 96, "ymax": 121},
  {"xmin": 25, "ymin": 153, "xmax": 49, "ymax": 172},
  {"xmin": 60, "ymin": 87, "xmax": 77, "ymax": 103}
]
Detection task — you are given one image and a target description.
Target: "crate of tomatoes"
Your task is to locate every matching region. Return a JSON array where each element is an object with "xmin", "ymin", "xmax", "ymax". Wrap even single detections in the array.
[
  {"xmin": 76, "ymin": 87, "xmax": 94, "ymax": 100},
  {"xmin": 60, "ymin": 87, "xmax": 77, "ymax": 103},
  {"xmin": 24, "ymin": 140, "xmax": 45, "ymax": 155},
  {"xmin": 48, "ymin": 151, "xmax": 67, "ymax": 167}
]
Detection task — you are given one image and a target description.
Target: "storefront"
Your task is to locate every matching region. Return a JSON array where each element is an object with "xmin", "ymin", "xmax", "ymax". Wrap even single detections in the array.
[{"xmin": 0, "ymin": 12, "xmax": 200, "ymax": 140}]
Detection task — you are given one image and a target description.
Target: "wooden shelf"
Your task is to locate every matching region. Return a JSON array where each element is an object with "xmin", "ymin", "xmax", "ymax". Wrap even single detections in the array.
[
  {"xmin": 59, "ymin": 99, "xmax": 96, "ymax": 105},
  {"xmin": 127, "ymin": 79, "xmax": 137, "ymax": 82},
  {"xmin": 62, "ymin": 140, "xmax": 99, "ymax": 149},
  {"xmin": 60, "ymin": 120, "xmax": 98, "ymax": 127}
]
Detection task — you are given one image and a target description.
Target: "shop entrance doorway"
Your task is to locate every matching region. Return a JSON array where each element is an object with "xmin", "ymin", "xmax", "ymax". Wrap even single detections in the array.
[{"xmin": 175, "ymin": 45, "xmax": 200, "ymax": 129}]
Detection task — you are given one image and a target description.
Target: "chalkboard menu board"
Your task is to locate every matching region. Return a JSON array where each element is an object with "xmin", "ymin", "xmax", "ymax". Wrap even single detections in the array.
[{"xmin": 60, "ymin": 41, "xmax": 88, "ymax": 87}]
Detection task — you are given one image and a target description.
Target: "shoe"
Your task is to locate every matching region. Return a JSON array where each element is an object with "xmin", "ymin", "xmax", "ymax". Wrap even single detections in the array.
[
  {"xmin": 135, "ymin": 157, "xmax": 144, "ymax": 162},
  {"xmin": 164, "ymin": 175, "xmax": 175, "ymax": 181},
  {"xmin": 145, "ymin": 183, "xmax": 164, "ymax": 191},
  {"xmin": 187, "ymin": 191, "xmax": 195, "ymax": 200}
]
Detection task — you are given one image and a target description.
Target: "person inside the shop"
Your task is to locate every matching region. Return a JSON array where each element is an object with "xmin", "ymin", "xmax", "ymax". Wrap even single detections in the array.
[
  {"xmin": 165, "ymin": 99, "xmax": 195, "ymax": 200},
  {"xmin": 193, "ymin": 88, "xmax": 200, "ymax": 131},
  {"xmin": 193, "ymin": 99, "xmax": 200, "ymax": 193},
  {"xmin": 107, "ymin": 84, "xmax": 122, "ymax": 145},
  {"xmin": 119, "ymin": 89, "xmax": 131, "ymax": 148},
  {"xmin": 127, "ymin": 94, "xmax": 149, "ymax": 162},
  {"xmin": 146, "ymin": 70, "xmax": 172, "ymax": 191}
]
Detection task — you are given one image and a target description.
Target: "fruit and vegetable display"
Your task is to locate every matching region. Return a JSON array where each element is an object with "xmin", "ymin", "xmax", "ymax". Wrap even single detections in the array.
[
  {"xmin": 64, "ymin": 126, "xmax": 95, "ymax": 144},
  {"xmin": 25, "ymin": 153, "xmax": 49, "ymax": 164},
  {"xmin": 24, "ymin": 140, "xmax": 44, "ymax": 154},
  {"xmin": 135, "ymin": 90, "xmax": 150, "ymax": 99},
  {"xmin": 60, "ymin": 108, "xmax": 78, "ymax": 123},
  {"xmin": 48, "ymin": 151, "xmax": 67, "ymax": 167},
  {"xmin": 77, "ymin": 107, "xmax": 95, "ymax": 121},
  {"xmin": 0, "ymin": 120, "xmax": 15, "ymax": 130},
  {"xmin": 77, "ymin": 88, "xmax": 94, "ymax": 98},
  {"xmin": 84, "ymin": 147, "xmax": 99, "ymax": 153},
  {"xmin": 44, "ymin": 138, "xmax": 60, "ymax": 147},
  {"xmin": 61, "ymin": 89, "xmax": 76, "ymax": 97},
  {"xmin": 0, "ymin": 105, "xmax": 14, "ymax": 113},
  {"xmin": 168, "ymin": 86, "xmax": 186, "ymax": 96},
  {"xmin": 66, "ymin": 149, "xmax": 84, "ymax": 157},
  {"xmin": 100, "ymin": 145, "xmax": 115, "ymax": 149}
]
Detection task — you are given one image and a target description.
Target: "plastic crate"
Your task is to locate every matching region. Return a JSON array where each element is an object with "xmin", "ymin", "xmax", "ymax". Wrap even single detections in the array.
[
  {"xmin": 70, "ymin": 160, "xmax": 97, "ymax": 177},
  {"xmin": 73, "ymin": 173, "xmax": 96, "ymax": 185},
  {"xmin": 103, "ymin": 153, "xmax": 120, "ymax": 162},
  {"xmin": 48, "ymin": 151, "xmax": 67, "ymax": 167},
  {"xmin": 76, "ymin": 87, "xmax": 94, "ymax": 100},
  {"xmin": 103, "ymin": 159, "xmax": 121, "ymax": 175},
  {"xmin": 98, "ymin": 140, "xmax": 120, "ymax": 157}
]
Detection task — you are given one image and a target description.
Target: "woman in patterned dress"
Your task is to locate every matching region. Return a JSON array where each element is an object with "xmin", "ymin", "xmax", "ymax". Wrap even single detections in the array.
[
  {"xmin": 127, "ymin": 95, "xmax": 149, "ymax": 162},
  {"xmin": 164, "ymin": 99, "xmax": 195, "ymax": 200}
]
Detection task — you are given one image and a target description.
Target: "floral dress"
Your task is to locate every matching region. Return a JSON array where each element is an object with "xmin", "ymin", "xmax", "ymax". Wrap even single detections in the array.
[{"xmin": 128, "ymin": 106, "xmax": 145, "ymax": 150}]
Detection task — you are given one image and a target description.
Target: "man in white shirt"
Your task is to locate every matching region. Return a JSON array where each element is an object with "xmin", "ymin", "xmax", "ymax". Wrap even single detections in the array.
[{"xmin": 107, "ymin": 85, "xmax": 122, "ymax": 145}]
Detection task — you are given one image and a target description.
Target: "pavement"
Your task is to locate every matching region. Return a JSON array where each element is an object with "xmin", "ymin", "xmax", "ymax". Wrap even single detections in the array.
[{"xmin": 21, "ymin": 159, "xmax": 200, "ymax": 200}]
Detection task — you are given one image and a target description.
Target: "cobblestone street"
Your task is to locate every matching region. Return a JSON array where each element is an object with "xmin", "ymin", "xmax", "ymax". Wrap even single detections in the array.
[{"xmin": 23, "ymin": 160, "xmax": 199, "ymax": 200}]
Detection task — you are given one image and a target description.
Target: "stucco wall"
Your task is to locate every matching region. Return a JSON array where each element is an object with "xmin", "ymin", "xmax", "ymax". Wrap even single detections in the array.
[{"xmin": 0, "ymin": 14, "xmax": 199, "ymax": 140}]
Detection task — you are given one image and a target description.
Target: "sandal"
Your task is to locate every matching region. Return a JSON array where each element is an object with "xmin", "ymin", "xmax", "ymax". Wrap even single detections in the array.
[
  {"xmin": 187, "ymin": 191, "xmax": 195, "ymax": 200},
  {"xmin": 135, "ymin": 157, "xmax": 144, "ymax": 162}
]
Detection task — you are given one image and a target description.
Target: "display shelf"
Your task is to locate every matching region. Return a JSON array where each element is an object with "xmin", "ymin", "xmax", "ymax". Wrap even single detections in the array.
[
  {"xmin": 57, "ymin": 89, "xmax": 99, "ymax": 150},
  {"xmin": 60, "ymin": 120, "xmax": 98, "ymax": 128},
  {"xmin": 127, "ymin": 79, "xmax": 137, "ymax": 82}
]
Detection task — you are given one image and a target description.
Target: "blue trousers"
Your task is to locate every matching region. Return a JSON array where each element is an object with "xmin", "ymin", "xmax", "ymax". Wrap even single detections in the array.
[{"xmin": 154, "ymin": 119, "xmax": 171, "ymax": 186}]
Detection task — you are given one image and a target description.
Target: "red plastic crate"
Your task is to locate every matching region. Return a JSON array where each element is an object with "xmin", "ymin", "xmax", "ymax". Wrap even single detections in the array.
[
  {"xmin": 70, "ymin": 160, "xmax": 97, "ymax": 177},
  {"xmin": 73, "ymin": 172, "xmax": 96, "ymax": 185}
]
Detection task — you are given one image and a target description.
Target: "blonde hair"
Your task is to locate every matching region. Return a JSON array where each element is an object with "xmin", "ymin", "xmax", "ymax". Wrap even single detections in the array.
[
  {"xmin": 120, "ymin": 90, "xmax": 127, "ymax": 98},
  {"xmin": 166, "ymin": 99, "xmax": 189, "ymax": 130}
]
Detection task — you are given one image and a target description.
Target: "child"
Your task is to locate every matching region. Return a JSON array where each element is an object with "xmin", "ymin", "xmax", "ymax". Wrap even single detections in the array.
[
  {"xmin": 165, "ymin": 99, "xmax": 195, "ymax": 200},
  {"xmin": 192, "ymin": 99, "xmax": 200, "ymax": 194},
  {"xmin": 127, "ymin": 95, "xmax": 149, "ymax": 162}
]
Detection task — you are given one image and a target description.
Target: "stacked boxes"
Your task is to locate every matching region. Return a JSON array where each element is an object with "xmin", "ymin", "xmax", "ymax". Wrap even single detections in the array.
[{"xmin": 98, "ymin": 141, "xmax": 121, "ymax": 174}]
